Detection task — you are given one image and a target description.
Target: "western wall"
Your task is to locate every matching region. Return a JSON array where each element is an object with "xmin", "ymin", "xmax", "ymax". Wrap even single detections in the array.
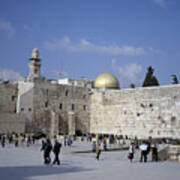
[{"xmin": 90, "ymin": 85, "xmax": 180, "ymax": 139}]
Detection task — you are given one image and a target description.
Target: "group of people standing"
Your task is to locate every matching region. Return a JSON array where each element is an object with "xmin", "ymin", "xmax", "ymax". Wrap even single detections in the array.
[
  {"xmin": 128, "ymin": 141, "xmax": 158, "ymax": 163},
  {"xmin": 0, "ymin": 133, "xmax": 21, "ymax": 147},
  {"xmin": 1, "ymin": 132, "xmax": 160, "ymax": 165},
  {"xmin": 63, "ymin": 136, "xmax": 73, "ymax": 147},
  {"xmin": 93, "ymin": 138, "xmax": 108, "ymax": 160}
]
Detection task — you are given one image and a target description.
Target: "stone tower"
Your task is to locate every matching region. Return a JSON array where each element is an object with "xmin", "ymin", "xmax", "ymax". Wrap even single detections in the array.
[{"xmin": 28, "ymin": 48, "xmax": 41, "ymax": 80}]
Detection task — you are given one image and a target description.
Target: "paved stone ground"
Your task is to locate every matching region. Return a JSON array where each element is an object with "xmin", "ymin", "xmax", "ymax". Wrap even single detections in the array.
[{"xmin": 0, "ymin": 141, "xmax": 180, "ymax": 180}]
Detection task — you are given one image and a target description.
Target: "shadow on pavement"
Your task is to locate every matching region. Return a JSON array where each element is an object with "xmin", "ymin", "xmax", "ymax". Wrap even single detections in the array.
[{"xmin": 0, "ymin": 165, "xmax": 94, "ymax": 180}]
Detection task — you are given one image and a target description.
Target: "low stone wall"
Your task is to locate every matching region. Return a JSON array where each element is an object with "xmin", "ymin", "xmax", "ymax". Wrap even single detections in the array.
[
  {"xmin": 158, "ymin": 146, "xmax": 169, "ymax": 161},
  {"xmin": 168, "ymin": 145, "xmax": 180, "ymax": 162},
  {"xmin": 159, "ymin": 145, "xmax": 180, "ymax": 162},
  {"xmin": 0, "ymin": 113, "xmax": 25, "ymax": 133}
]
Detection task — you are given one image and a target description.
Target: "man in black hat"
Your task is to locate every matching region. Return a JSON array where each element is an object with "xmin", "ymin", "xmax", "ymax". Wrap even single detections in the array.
[
  {"xmin": 41, "ymin": 138, "xmax": 52, "ymax": 164},
  {"xmin": 53, "ymin": 139, "xmax": 62, "ymax": 165}
]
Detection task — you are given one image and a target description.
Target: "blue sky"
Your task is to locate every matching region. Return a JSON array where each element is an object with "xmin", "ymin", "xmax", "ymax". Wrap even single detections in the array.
[{"xmin": 0, "ymin": 0, "xmax": 180, "ymax": 88}]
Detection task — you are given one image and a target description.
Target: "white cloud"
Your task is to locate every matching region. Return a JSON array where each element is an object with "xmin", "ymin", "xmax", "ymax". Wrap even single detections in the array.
[
  {"xmin": 152, "ymin": 0, "xmax": 166, "ymax": 7},
  {"xmin": 0, "ymin": 19, "xmax": 15, "ymax": 37},
  {"xmin": 148, "ymin": 47, "xmax": 164, "ymax": 54},
  {"xmin": 58, "ymin": 71, "xmax": 68, "ymax": 77},
  {"xmin": 41, "ymin": 67, "xmax": 68, "ymax": 79},
  {"xmin": 51, "ymin": 70, "xmax": 68, "ymax": 78},
  {"xmin": 0, "ymin": 69, "xmax": 22, "ymax": 82},
  {"xmin": 112, "ymin": 59, "xmax": 144, "ymax": 88},
  {"xmin": 23, "ymin": 25, "xmax": 32, "ymax": 31},
  {"xmin": 44, "ymin": 36, "xmax": 145, "ymax": 56}
]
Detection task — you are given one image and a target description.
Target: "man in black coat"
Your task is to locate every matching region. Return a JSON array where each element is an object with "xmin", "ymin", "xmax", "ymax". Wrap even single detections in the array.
[
  {"xmin": 53, "ymin": 139, "xmax": 62, "ymax": 165},
  {"xmin": 41, "ymin": 138, "xmax": 52, "ymax": 164},
  {"xmin": 152, "ymin": 144, "xmax": 158, "ymax": 162},
  {"xmin": 1, "ymin": 135, "xmax": 5, "ymax": 147}
]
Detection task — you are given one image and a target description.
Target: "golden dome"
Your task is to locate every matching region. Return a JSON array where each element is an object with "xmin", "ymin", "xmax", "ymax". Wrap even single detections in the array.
[{"xmin": 94, "ymin": 72, "xmax": 120, "ymax": 89}]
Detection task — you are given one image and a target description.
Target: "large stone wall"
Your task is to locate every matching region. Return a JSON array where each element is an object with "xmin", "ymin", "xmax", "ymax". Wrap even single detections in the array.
[
  {"xmin": 28, "ymin": 80, "xmax": 90, "ymax": 135},
  {"xmin": 16, "ymin": 81, "xmax": 34, "ymax": 132},
  {"xmin": 0, "ymin": 82, "xmax": 17, "ymax": 113},
  {"xmin": 0, "ymin": 83, "xmax": 25, "ymax": 134},
  {"xmin": 90, "ymin": 85, "xmax": 180, "ymax": 139},
  {"xmin": 3, "ymin": 75, "xmax": 180, "ymax": 139},
  {"xmin": 0, "ymin": 113, "xmax": 25, "ymax": 133}
]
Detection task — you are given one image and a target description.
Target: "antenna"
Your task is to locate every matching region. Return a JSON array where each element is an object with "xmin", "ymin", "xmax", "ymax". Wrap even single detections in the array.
[{"xmin": 59, "ymin": 72, "xmax": 66, "ymax": 78}]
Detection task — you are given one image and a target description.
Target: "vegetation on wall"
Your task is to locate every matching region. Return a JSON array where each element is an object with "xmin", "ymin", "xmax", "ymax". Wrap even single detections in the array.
[
  {"xmin": 142, "ymin": 66, "xmax": 159, "ymax": 87},
  {"xmin": 171, "ymin": 74, "xmax": 179, "ymax": 84}
]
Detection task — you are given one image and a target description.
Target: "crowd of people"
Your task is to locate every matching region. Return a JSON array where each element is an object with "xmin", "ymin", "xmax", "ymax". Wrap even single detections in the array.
[
  {"xmin": 128, "ymin": 141, "xmax": 159, "ymax": 163},
  {"xmin": 0, "ymin": 132, "xmax": 37, "ymax": 147},
  {"xmin": 0, "ymin": 132, "xmax": 160, "ymax": 164}
]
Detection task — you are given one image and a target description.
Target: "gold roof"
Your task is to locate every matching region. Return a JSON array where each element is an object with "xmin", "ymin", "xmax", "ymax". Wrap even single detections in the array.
[{"xmin": 94, "ymin": 72, "xmax": 120, "ymax": 89}]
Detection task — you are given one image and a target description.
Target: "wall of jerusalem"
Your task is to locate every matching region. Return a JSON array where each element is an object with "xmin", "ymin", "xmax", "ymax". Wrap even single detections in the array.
[
  {"xmin": 20, "ymin": 80, "xmax": 91, "ymax": 135},
  {"xmin": 0, "ymin": 83, "xmax": 17, "ymax": 113},
  {"xmin": 90, "ymin": 85, "xmax": 180, "ymax": 139},
  {"xmin": 0, "ymin": 113, "xmax": 25, "ymax": 133},
  {"xmin": 0, "ymin": 82, "xmax": 25, "ymax": 133}
]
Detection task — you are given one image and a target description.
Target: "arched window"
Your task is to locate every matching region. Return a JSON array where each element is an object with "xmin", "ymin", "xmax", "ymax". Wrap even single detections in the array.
[
  {"xmin": 65, "ymin": 90, "xmax": 68, "ymax": 96},
  {"xmin": 34, "ymin": 68, "xmax": 38, "ymax": 74},
  {"xmin": 72, "ymin": 104, "xmax": 75, "ymax": 111},
  {"xmin": 59, "ymin": 103, "xmax": 62, "ymax": 110},
  {"xmin": 45, "ymin": 101, "xmax": 48, "ymax": 107}
]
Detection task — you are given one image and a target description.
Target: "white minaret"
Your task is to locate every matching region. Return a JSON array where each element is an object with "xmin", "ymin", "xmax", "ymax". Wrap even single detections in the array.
[{"xmin": 28, "ymin": 48, "xmax": 41, "ymax": 80}]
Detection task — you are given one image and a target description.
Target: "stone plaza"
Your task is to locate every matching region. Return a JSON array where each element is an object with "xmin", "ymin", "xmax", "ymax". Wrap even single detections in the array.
[{"xmin": 0, "ymin": 141, "xmax": 180, "ymax": 180}]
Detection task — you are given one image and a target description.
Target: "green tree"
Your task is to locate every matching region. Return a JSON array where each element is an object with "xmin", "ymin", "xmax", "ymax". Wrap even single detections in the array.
[
  {"xmin": 142, "ymin": 66, "xmax": 159, "ymax": 87},
  {"xmin": 130, "ymin": 84, "xmax": 135, "ymax": 88},
  {"xmin": 171, "ymin": 74, "xmax": 179, "ymax": 84}
]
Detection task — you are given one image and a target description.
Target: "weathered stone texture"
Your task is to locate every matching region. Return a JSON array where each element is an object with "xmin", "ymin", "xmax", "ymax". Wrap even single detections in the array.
[
  {"xmin": 1, "ymin": 76, "xmax": 180, "ymax": 139},
  {"xmin": 29, "ymin": 81, "xmax": 90, "ymax": 135},
  {"xmin": 16, "ymin": 81, "xmax": 34, "ymax": 132},
  {"xmin": 0, "ymin": 113, "xmax": 25, "ymax": 133},
  {"xmin": 168, "ymin": 145, "xmax": 180, "ymax": 162},
  {"xmin": 90, "ymin": 85, "xmax": 180, "ymax": 138},
  {"xmin": 0, "ymin": 83, "xmax": 17, "ymax": 113}
]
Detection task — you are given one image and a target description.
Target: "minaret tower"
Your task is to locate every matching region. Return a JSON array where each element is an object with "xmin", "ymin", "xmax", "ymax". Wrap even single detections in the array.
[{"xmin": 28, "ymin": 48, "xmax": 41, "ymax": 80}]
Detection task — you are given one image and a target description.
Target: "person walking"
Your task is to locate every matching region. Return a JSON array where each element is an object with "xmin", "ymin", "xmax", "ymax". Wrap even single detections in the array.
[
  {"xmin": 152, "ymin": 144, "xmax": 158, "ymax": 162},
  {"xmin": 14, "ymin": 134, "xmax": 19, "ymax": 147},
  {"xmin": 128, "ymin": 142, "xmax": 135, "ymax": 162},
  {"xmin": 92, "ymin": 141, "xmax": 96, "ymax": 152},
  {"xmin": 140, "ymin": 142, "xmax": 148, "ymax": 162},
  {"xmin": 96, "ymin": 142, "xmax": 102, "ymax": 160},
  {"xmin": 53, "ymin": 139, "xmax": 62, "ymax": 165},
  {"xmin": 67, "ymin": 136, "xmax": 72, "ymax": 147},
  {"xmin": 103, "ymin": 137, "xmax": 107, "ymax": 151},
  {"xmin": 64, "ymin": 135, "xmax": 67, "ymax": 146},
  {"xmin": 27, "ymin": 135, "xmax": 31, "ymax": 147},
  {"xmin": 1, "ymin": 135, "xmax": 5, "ymax": 147},
  {"xmin": 41, "ymin": 138, "xmax": 52, "ymax": 164}
]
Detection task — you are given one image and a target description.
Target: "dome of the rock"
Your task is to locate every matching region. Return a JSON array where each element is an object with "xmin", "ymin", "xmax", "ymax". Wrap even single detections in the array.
[{"xmin": 94, "ymin": 72, "xmax": 120, "ymax": 89}]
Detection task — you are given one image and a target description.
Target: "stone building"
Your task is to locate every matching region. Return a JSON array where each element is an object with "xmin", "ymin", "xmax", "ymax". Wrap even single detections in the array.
[
  {"xmin": 15, "ymin": 49, "xmax": 91, "ymax": 137},
  {"xmin": 0, "ymin": 48, "xmax": 180, "ymax": 139},
  {"xmin": 0, "ymin": 82, "xmax": 25, "ymax": 133}
]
